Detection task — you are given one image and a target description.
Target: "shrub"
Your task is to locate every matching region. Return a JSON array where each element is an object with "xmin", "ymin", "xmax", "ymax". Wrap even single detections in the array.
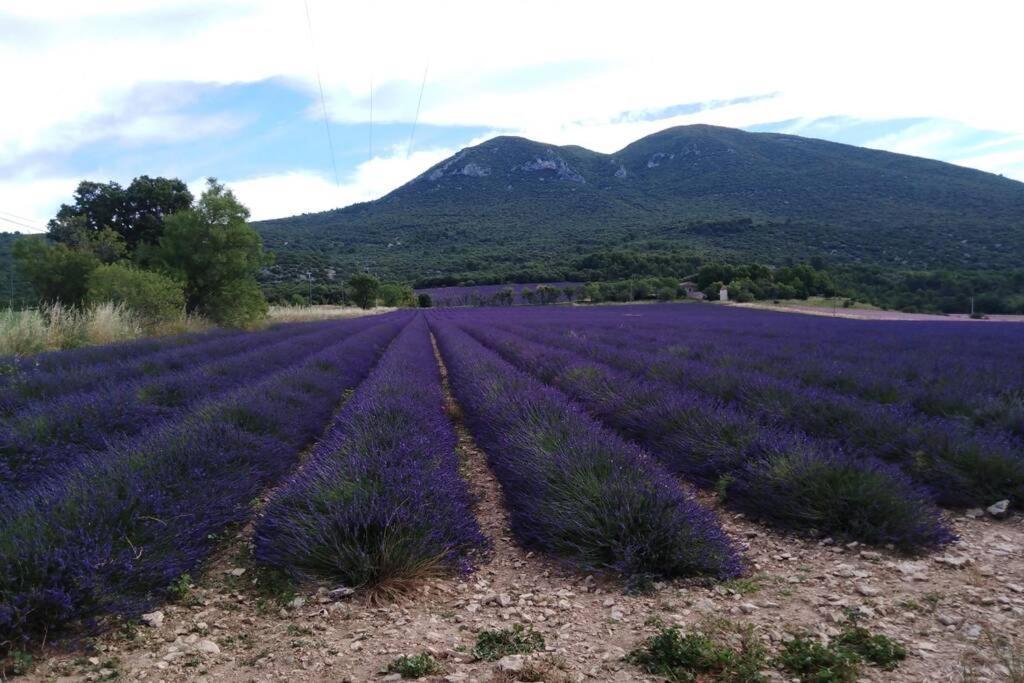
[
  {"xmin": 627, "ymin": 625, "xmax": 767, "ymax": 682},
  {"xmin": 832, "ymin": 621, "xmax": 906, "ymax": 669},
  {"xmin": 776, "ymin": 622, "xmax": 906, "ymax": 681},
  {"xmin": 776, "ymin": 635, "xmax": 860, "ymax": 682},
  {"xmin": 378, "ymin": 282, "xmax": 414, "ymax": 307},
  {"xmin": 433, "ymin": 322, "xmax": 741, "ymax": 580},
  {"xmin": 727, "ymin": 446, "xmax": 954, "ymax": 551},
  {"xmin": 253, "ymin": 319, "xmax": 486, "ymax": 593},
  {"xmin": 202, "ymin": 278, "xmax": 268, "ymax": 328},
  {"xmin": 0, "ymin": 317, "xmax": 406, "ymax": 652},
  {"xmin": 386, "ymin": 652, "xmax": 444, "ymax": 678},
  {"xmin": 473, "ymin": 624, "xmax": 545, "ymax": 661},
  {"xmin": 86, "ymin": 264, "xmax": 185, "ymax": 325}
]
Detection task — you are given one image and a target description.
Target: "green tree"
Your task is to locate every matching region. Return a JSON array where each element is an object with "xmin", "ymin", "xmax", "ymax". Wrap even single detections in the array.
[
  {"xmin": 347, "ymin": 274, "xmax": 380, "ymax": 309},
  {"xmin": 152, "ymin": 178, "xmax": 270, "ymax": 325},
  {"xmin": 417, "ymin": 293, "xmax": 433, "ymax": 308},
  {"xmin": 86, "ymin": 263, "xmax": 185, "ymax": 324},
  {"xmin": 12, "ymin": 238, "xmax": 99, "ymax": 305},
  {"xmin": 48, "ymin": 176, "xmax": 192, "ymax": 249},
  {"xmin": 378, "ymin": 282, "xmax": 414, "ymax": 307},
  {"xmin": 201, "ymin": 279, "xmax": 268, "ymax": 328}
]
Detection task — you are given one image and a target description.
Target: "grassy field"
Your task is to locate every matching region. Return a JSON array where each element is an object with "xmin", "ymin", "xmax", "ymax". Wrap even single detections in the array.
[{"xmin": 0, "ymin": 304, "xmax": 391, "ymax": 356}]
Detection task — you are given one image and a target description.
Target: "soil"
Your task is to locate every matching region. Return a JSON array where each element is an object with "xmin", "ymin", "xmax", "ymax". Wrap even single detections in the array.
[{"xmin": 18, "ymin": 340, "xmax": 1024, "ymax": 683}]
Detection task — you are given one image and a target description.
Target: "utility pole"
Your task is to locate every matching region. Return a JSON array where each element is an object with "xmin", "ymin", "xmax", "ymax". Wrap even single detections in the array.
[{"xmin": 970, "ymin": 296, "xmax": 975, "ymax": 317}]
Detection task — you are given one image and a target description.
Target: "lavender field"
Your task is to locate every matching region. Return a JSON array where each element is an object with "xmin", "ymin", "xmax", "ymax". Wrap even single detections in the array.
[{"xmin": 2, "ymin": 303, "xmax": 1022, "ymax": 670}]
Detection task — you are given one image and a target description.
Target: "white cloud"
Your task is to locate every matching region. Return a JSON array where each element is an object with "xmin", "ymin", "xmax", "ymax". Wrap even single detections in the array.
[
  {"xmin": 217, "ymin": 145, "xmax": 457, "ymax": 221},
  {"xmin": 3, "ymin": 0, "xmax": 1024, "ymax": 224},
  {"xmin": 0, "ymin": 175, "xmax": 81, "ymax": 233}
]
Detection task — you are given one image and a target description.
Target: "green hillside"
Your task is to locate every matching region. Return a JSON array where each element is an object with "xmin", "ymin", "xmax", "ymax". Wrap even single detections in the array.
[{"xmin": 254, "ymin": 124, "xmax": 1024, "ymax": 287}]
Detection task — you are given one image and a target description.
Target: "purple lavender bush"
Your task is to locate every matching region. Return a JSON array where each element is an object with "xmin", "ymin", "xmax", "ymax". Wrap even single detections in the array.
[
  {"xmin": 0, "ymin": 317, "xmax": 388, "ymax": 495},
  {"xmin": 0, "ymin": 315, "xmax": 408, "ymax": 652},
  {"xmin": 727, "ymin": 445, "xmax": 957, "ymax": 550},
  {"xmin": 253, "ymin": 317, "xmax": 486, "ymax": 590},
  {"xmin": 457, "ymin": 321, "xmax": 952, "ymax": 551},
  {"xmin": 430, "ymin": 317, "xmax": 741, "ymax": 581},
  {"xmin": 492, "ymin": 311, "xmax": 1024, "ymax": 510}
]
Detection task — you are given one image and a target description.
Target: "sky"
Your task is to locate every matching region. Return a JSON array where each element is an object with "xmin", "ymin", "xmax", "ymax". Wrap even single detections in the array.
[{"xmin": 2, "ymin": 0, "xmax": 1023, "ymax": 232}]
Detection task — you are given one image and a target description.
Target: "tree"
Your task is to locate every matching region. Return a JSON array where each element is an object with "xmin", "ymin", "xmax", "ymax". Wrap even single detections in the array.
[
  {"xmin": 378, "ymin": 282, "xmax": 414, "ymax": 307},
  {"xmin": 417, "ymin": 293, "xmax": 433, "ymax": 308},
  {"xmin": 151, "ymin": 179, "xmax": 270, "ymax": 325},
  {"xmin": 12, "ymin": 238, "xmax": 99, "ymax": 305},
  {"xmin": 348, "ymin": 274, "xmax": 380, "ymax": 309},
  {"xmin": 48, "ymin": 176, "xmax": 192, "ymax": 249},
  {"xmin": 87, "ymin": 263, "xmax": 185, "ymax": 324},
  {"xmin": 535, "ymin": 285, "xmax": 561, "ymax": 305},
  {"xmin": 201, "ymin": 279, "xmax": 268, "ymax": 328}
]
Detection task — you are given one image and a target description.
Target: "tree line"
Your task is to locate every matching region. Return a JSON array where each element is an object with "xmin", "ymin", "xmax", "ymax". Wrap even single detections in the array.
[
  {"xmin": 13, "ymin": 177, "xmax": 270, "ymax": 327},
  {"xmin": 8, "ymin": 176, "xmax": 422, "ymax": 328}
]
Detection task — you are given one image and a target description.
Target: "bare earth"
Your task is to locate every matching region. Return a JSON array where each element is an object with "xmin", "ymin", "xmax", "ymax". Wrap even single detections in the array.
[
  {"xmin": 22, "ymin": 351, "xmax": 1024, "ymax": 683},
  {"xmin": 736, "ymin": 302, "xmax": 1024, "ymax": 323}
]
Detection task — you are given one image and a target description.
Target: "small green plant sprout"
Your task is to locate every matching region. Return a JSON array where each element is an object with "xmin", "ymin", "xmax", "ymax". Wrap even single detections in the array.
[
  {"xmin": 3, "ymin": 650, "xmax": 34, "ymax": 677},
  {"xmin": 627, "ymin": 624, "xmax": 768, "ymax": 682},
  {"xmin": 721, "ymin": 575, "xmax": 763, "ymax": 595},
  {"xmin": 386, "ymin": 651, "xmax": 445, "ymax": 678},
  {"xmin": 167, "ymin": 573, "xmax": 192, "ymax": 603},
  {"xmin": 472, "ymin": 624, "xmax": 545, "ymax": 661}
]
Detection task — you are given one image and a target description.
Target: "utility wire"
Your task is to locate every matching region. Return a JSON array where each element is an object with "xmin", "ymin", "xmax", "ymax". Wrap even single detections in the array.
[
  {"xmin": 0, "ymin": 214, "xmax": 44, "ymax": 232},
  {"xmin": 303, "ymin": 0, "xmax": 340, "ymax": 187},
  {"xmin": 407, "ymin": 63, "xmax": 429, "ymax": 159},
  {"xmin": 369, "ymin": 75, "xmax": 374, "ymax": 161},
  {"xmin": 0, "ymin": 209, "xmax": 45, "ymax": 227}
]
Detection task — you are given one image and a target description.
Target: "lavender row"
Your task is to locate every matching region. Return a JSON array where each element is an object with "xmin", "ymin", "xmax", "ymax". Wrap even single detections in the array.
[
  {"xmin": 0, "ymin": 315, "xmax": 408, "ymax": 651},
  {"xmin": 254, "ymin": 317, "xmax": 486, "ymax": 590},
  {"xmin": 430, "ymin": 317, "xmax": 741, "ymax": 580},
  {"xmin": 456, "ymin": 320, "xmax": 952, "ymax": 550},
  {"xmin": 0, "ymin": 320, "xmax": 334, "ymax": 415},
  {"xmin": 0, "ymin": 316, "xmax": 389, "ymax": 495},
  {"xmin": 539, "ymin": 317, "xmax": 1023, "ymax": 437},
  {"xmin": 486, "ymin": 303, "xmax": 1024, "ymax": 395},
  {"xmin": 486, "ymin": 315, "xmax": 1024, "ymax": 508},
  {"xmin": 0, "ymin": 326, "xmax": 244, "ymax": 381}
]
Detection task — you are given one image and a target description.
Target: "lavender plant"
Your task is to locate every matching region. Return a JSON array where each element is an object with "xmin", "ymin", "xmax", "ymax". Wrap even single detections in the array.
[
  {"xmin": 457, "ymin": 321, "xmax": 952, "ymax": 550},
  {"xmin": 0, "ymin": 315, "xmax": 409, "ymax": 652},
  {"xmin": 253, "ymin": 317, "xmax": 487, "ymax": 591},
  {"xmin": 0, "ymin": 317, "xmax": 389, "ymax": 495},
  {"xmin": 431, "ymin": 318, "xmax": 741, "ymax": 580}
]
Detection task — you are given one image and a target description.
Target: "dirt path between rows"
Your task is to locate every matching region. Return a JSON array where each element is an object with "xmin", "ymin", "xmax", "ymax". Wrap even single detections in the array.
[{"xmin": 22, "ymin": 338, "xmax": 1024, "ymax": 682}]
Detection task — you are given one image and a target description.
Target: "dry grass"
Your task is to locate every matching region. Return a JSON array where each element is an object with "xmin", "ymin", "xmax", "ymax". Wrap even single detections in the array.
[
  {"xmin": 0, "ymin": 303, "xmax": 209, "ymax": 356},
  {"xmin": 266, "ymin": 304, "xmax": 394, "ymax": 323}
]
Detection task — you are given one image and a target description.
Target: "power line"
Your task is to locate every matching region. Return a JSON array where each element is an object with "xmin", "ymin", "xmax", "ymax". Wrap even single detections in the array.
[
  {"xmin": 0, "ymin": 214, "xmax": 44, "ymax": 232},
  {"xmin": 0, "ymin": 209, "xmax": 45, "ymax": 227},
  {"xmin": 302, "ymin": 0, "xmax": 340, "ymax": 187},
  {"xmin": 407, "ymin": 63, "xmax": 429, "ymax": 159},
  {"xmin": 369, "ymin": 75, "xmax": 374, "ymax": 161}
]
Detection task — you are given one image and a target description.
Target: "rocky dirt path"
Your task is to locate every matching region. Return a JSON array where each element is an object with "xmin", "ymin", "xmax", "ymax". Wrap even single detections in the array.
[{"xmin": 21, "ymin": 343, "xmax": 1024, "ymax": 682}]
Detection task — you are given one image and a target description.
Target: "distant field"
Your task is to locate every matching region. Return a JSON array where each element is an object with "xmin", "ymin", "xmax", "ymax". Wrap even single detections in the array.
[
  {"xmin": 415, "ymin": 282, "xmax": 582, "ymax": 306},
  {"xmin": 740, "ymin": 298, "xmax": 1024, "ymax": 322},
  {"xmin": 3, "ymin": 304, "xmax": 1023, "ymax": 679}
]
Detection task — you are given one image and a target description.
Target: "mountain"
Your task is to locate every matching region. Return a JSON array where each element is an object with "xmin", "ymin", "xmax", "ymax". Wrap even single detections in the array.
[{"xmin": 254, "ymin": 124, "xmax": 1024, "ymax": 286}]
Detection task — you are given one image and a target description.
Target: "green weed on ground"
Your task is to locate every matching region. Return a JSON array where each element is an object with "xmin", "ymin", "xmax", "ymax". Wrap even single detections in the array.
[
  {"xmin": 473, "ymin": 624, "xmax": 545, "ymax": 661},
  {"xmin": 386, "ymin": 652, "xmax": 445, "ymax": 678},
  {"xmin": 627, "ymin": 623, "xmax": 768, "ymax": 682}
]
